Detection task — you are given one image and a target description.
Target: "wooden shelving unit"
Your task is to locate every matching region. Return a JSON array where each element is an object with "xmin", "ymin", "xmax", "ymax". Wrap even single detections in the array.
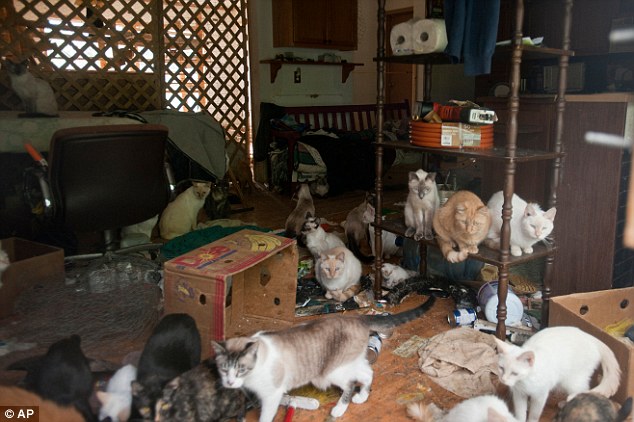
[{"xmin": 260, "ymin": 60, "xmax": 363, "ymax": 83}]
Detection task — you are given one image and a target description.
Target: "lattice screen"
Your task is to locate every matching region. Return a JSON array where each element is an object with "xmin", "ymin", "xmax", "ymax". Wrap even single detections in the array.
[{"xmin": 0, "ymin": 0, "xmax": 251, "ymax": 172}]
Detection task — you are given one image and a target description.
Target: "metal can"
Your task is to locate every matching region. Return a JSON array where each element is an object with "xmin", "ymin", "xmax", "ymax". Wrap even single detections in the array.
[
  {"xmin": 447, "ymin": 308, "xmax": 477, "ymax": 327},
  {"xmin": 367, "ymin": 332, "xmax": 382, "ymax": 364}
]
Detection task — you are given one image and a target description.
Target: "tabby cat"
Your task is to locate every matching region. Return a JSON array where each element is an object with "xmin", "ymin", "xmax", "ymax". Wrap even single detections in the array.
[
  {"xmin": 211, "ymin": 295, "xmax": 436, "ymax": 422},
  {"xmin": 154, "ymin": 358, "xmax": 253, "ymax": 422},
  {"xmin": 315, "ymin": 246, "xmax": 362, "ymax": 302},
  {"xmin": 159, "ymin": 181, "xmax": 211, "ymax": 240},
  {"xmin": 404, "ymin": 169, "xmax": 440, "ymax": 241},
  {"xmin": 343, "ymin": 192, "xmax": 375, "ymax": 263},
  {"xmin": 4, "ymin": 58, "xmax": 58, "ymax": 116},
  {"xmin": 432, "ymin": 190, "xmax": 491, "ymax": 263},
  {"xmin": 284, "ymin": 184, "xmax": 315, "ymax": 240}
]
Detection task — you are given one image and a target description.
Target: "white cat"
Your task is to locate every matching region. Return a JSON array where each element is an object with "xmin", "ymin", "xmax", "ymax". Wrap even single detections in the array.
[
  {"xmin": 380, "ymin": 263, "xmax": 417, "ymax": 289},
  {"xmin": 363, "ymin": 202, "xmax": 402, "ymax": 258},
  {"xmin": 159, "ymin": 181, "xmax": 211, "ymax": 240},
  {"xmin": 315, "ymin": 246, "xmax": 362, "ymax": 302},
  {"xmin": 4, "ymin": 59, "xmax": 58, "ymax": 116},
  {"xmin": 485, "ymin": 191, "xmax": 556, "ymax": 257},
  {"xmin": 97, "ymin": 364, "xmax": 137, "ymax": 422},
  {"xmin": 301, "ymin": 214, "xmax": 345, "ymax": 259},
  {"xmin": 495, "ymin": 326, "xmax": 621, "ymax": 422},
  {"xmin": 407, "ymin": 394, "xmax": 520, "ymax": 422},
  {"xmin": 404, "ymin": 169, "xmax": 440, "ymax": 241}
]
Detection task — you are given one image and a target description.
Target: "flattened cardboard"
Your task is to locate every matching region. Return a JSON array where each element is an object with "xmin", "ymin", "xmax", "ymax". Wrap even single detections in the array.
[
  {"xmin": 550, "ymin": 287, "xmax": 634, "ymax": 402},
  {"xmin": 440, "ymin": 123, "xmax": 482, "ymax": 147},
  {"xmin": 0, "ymin": 237, "xmax": 65, "ymax": 319},
  {"xmin": 163, "ymin": 229, "xmax": 298, "ymax": 357}
]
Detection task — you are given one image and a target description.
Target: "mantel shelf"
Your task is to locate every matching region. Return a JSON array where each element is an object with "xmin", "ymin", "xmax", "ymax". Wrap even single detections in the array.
[{"xmin": 260, "ymin": 60, "xmax": 364, "ymax": 83}]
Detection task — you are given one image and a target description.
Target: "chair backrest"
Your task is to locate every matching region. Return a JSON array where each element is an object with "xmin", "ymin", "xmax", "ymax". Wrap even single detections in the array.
[{"xmin": 48, "ymin": 124, "xmax": 170, "ymax": 232}]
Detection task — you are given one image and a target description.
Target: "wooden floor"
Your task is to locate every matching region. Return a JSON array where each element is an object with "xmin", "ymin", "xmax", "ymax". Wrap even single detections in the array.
[{"xmin": 0, "ymin": 185, "xmax": 562, "ymax": 421}]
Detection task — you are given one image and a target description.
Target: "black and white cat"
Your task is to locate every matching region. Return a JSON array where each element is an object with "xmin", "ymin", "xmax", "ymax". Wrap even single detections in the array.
[
  {"xmin": 131, "ymin": 313, "xmax": 202, "ymax": 420},
  {"xmin": 3, "ymin": 58, "xmax": 58, "ymax": 117},
  {"xmin": 301, "ymin": 214, "xmax": 345, "ymax": 259}
]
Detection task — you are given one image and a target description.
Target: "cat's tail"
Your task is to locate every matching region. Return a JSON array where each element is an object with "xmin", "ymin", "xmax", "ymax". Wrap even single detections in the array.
[
  {"xmin": 406, "ymin": 401, "xmax": 442, "ymax": 421},
  {"xmin": 346, "ymin": 233, "xmax": 374, "ymax": 264},
  {"xmin": 617, "ymin": 397, "xmax": 633, "ymax": 422},
  {"xmin": 363, "ymin": 295, "xmax": 436, "ymax": 332},
  {"xmin": 589, "ymin": 340, "xmax": 622, "ymax": 398}
]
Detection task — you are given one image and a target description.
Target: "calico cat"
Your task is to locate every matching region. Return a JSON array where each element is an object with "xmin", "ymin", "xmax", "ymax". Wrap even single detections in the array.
[
  {"xmin": 363, "ymin": 202, "xmax": 402, "ymax": 259},
  {"xmin": 132, "ymin": 313, "xmax": 202, "ymax": 420},
  {"xmin": 433, "ymin": 190, "xmax": 491, "ymax": 263},
  {"xmin": 97, "ymin": 364, "xmax": 137, "ymax": 422},
  {"xmin": 284, "ymin": 184, "xmax": 315, "ymax": 240},
  {"xmin": 404, "ymin": 169, "xmax": 440, "ymax": 241},
  {"xmin": 22, "ymin": 334, "xmax": 95, "ymax": 421},
  {"xmin": 380, "ymin": 263, "xmax": 417, "ymax": 289},
  {"xmin": 485, "ymin": 191, "xmax": 556, "ymax": 256},
  {"xmin": 495, "ymin": 326, "xmax": 621, "ymax": 422},
  {"xmin": 407, "ymin": 394, "xmax": 520, "ymax": 422},
  {"xmin": 154, "ymin": 357, "xmax": 253, "ymax": 422},
  {"xmin": 0, "ymin": 386, "xmax": 85, "ymax": 422},
  {"xmin": 3, "ymin": 58, "xmax": 58, "ymax": 116},
  {"xmin": 315, "ymin": 246, "xmax": 362, "ymax": 302},
  {"xmin": 211, "ymin": 295, "xmax": 436, "ymax": 422},
  {"xmin": 301, "ymin": 214, "xmax": 345, "ymax": 259},
  {"xmin": 343, "ymin": 192, "xmax": 375, "ymax": 263},
  {"xmin": 159, "ymin": 180, "xmax": 211, "ymax": 240},
  {"xmin": 555, "ymin": 393, "xmax": 632, "ymax": 422}
]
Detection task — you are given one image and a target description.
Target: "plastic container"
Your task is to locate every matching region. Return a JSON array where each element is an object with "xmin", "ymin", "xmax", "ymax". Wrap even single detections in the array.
[{"xmin": 477, "ymin": 281, "xmax": 524, "ymax": 325}]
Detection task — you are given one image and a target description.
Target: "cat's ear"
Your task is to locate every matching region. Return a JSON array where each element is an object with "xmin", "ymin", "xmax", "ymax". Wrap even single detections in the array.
[
  {"xmin": 95, "ymin": 390, "xmax": 110, "ymax": 406},
  {"xmin": 243, "ymin": 340, "xmax": 259, "ymax": 357},
  {"xmin": 408, "ymin": 171, "xmax": 419, "ymax": 181},
  {"xmin": 426, "ymin": 172, "xmax": 436, "ymax": 182},
  {"xmin": 518, "ymin": 351, "xmax": 535, "ymax": 367},
  {"xmin": 487, "ymin": 407, "xmax": 508, "ymax": 422},
  {"xmin": 211, "ymin": 341, "xmax": 226, "ymax": 356},
  {"xmin": 314, "ymin": 216, "xmax": 321, "ymax": 226},
  {"xmin": 494, "ymin": 338, "xmax": 512, "ymax": 354},
  {"xmin": 305, "ymin": 211, "xmax": 313, "ymax": 219},
  {"xmin": 336, "ymin": 252, "xmax": 346, "ymax": 261},
  {"xmin": 544, "ymin": 207, "xmax": 556, "ymax": 221}
]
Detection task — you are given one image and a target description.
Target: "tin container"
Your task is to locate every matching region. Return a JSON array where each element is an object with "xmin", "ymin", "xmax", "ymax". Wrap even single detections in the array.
[
  {"xmin": 447, "ymin": 308, "xmax": 477, "ymax": 327},
  {"xmin": 367, "ymin": 332, "xmax": 382, "ymax": 364}
]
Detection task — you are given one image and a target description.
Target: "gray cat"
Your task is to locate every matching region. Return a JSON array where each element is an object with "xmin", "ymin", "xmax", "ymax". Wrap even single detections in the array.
[
  {"xmin": 4, "ymin": 58, "xmax": 58, "ymax": 116},
  {"xmin": 155, "ymin": 358, "xmax": 255, "ymax": 422},
  {"xmin": 211, "ymin": 295, "xmax": 436, "ymax": 422}
]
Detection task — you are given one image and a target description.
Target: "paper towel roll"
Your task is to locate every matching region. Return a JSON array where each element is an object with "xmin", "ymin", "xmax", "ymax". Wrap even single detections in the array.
[
  {"xmin": 412, "ymin": 19, "xmax": 448, "ymax": 54},
  {"xmin": 390, "ymin": 20, "xmax": 414, "ymax": 56}
]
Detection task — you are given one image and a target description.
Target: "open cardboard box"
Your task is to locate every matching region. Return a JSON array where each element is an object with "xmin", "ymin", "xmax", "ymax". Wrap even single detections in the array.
[
  {"xmin": 0, "ymin": 237, "xmax": 65, "ymax": 319},
  {"xmin": 549, "ymin": 287, "xmax": 634, "ymax": 403}
]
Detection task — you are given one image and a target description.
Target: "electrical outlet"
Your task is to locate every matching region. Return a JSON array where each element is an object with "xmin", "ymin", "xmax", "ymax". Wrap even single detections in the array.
[{"xmin": 294, "ymin": 67, "xmax": 301, "ymax": 83}]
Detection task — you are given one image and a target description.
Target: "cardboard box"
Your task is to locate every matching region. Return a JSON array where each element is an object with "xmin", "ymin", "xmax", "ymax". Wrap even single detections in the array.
[
  {"xmin": 163, "ymin": 229, "xmax": 298, "ymax": 357},
  {"xmin": 0, "ymin": 237, "xmax": 65, "ymax": 319},
  {"xmin": 549, "ymin": 288, "xmax": 634, "ymax": 402},
  {"xmin": 440, "ymin": 123, "xmax": 484, "ymax": 147}
]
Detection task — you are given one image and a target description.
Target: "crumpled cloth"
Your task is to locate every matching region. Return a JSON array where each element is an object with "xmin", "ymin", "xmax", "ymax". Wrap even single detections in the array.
[{"xmin": 417, "ymin": 327, "xmax": 499, "ymax": 398}]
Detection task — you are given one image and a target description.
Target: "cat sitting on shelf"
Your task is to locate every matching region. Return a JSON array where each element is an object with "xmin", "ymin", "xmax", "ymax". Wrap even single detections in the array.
[{"xmin": 3, "ymin": 58, "xmax": 59, "ymax": 117}]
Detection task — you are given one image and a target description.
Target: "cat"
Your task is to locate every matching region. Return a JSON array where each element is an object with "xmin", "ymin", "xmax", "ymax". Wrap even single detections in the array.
[
  {"xmin": 132, "ymin": 313, "xmax": 202, "ymax": 420},
  {"xmin": 205, "ymin": 180, "xmax": 232, "ymax": 220},
  {"xmin": 407, "ymin": 394, "xmax": 521, "ymax": 422},
  {"xmin": 22, "ymin": 334, "xmax": 96, "ymax": 422},
  {"xmin": 3, "ymin": 58, "xmax": 58, "ymax": 116},
  {"xmin": 554, "ymin": 393, "xmax": 632, "ymax": 422},
  {"xmin": 363, "ymin": 202, "xmax": 402, "ymax": 259},
  {"xmin": 309, "ymin": 175, "xmax": 329, "ymax": 197},
  {"xmin": 154, "ymin": 357, "xmax": 253, "ymax": 422},
  {"xmin": 433, "ymin": 190, "xmax": 491, "ymax": 263},
  {"xmin": 301, "ymin": 214, "xmax": 345, "ymax": 259},
  {"xmin": 404, "ymin": 169, "xmax": 440, "ymax": 241},
  {"xmin": 96, "ymin": 363, "xmax": 137, "ymax": 422},
  {"xmin": 315, "ymin": 246, "xmax": 363, "ymax": 302},
  {"xmin": 380, "ymin": 262, "xmax": 417, "ymax": 289},
  {"xmin": 159, "ymin": 180, "xmax": 211, "ymax": 240},
  {"xmin": 211, "ymin": 294, "xmax": 436, "ymax": 422},
  {"xmin": 343, "ymin": 192, "xmax": 375, "ymax": 263},
  {"xmin": 494, "ymin": 326, "xmax": 621, "ymax": 422},
  {"xmin": 284, "ymin": 184, "xmax": 315, "ymax": 240},
  {"xmin": 485, "ymin": 191, "xmax": 556, "ymax": 257},
  {"xmin": 0, "ymin": 386, "xmax": 85, "ymax": 422}
]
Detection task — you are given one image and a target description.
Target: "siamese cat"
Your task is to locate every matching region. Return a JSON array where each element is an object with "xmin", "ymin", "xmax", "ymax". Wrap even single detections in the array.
[
  {"xmin": 159, "ymin": 181, "xmax": 211, "ymax": 240},
  {"xmin": 380, "ymin": 263, "xmax": 417, "ymax": 289},
  {"xmin": 315, "ymin": 246, "xmax": 363, "ymax": 302},
  {"xmin": 404, "ymin": 169, "xmax": 440, "ymax": 241},
  {"xmin": 284, "ymin": 184, "xmax": 315, "ymax": 240},
  {"xmin": 4, "ymin": 58, "xmax": 58, "ymax": 116},
  {"xmin": 211, "ymin": 295, "xmax": 436, "ymax": 422}
]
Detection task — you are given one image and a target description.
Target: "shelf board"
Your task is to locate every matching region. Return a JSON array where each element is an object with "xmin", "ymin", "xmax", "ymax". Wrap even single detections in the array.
[
  {"xmin": 375, "ymin": 140, "xmax": 564, "ymax": 162},
  {"xmin": 374, "ymin": 52, "xmax": 453, "ymax": 65},
  {"xmin": 260, "ymin": 59, "xmax": 364, "ymax": 83},
  {"xmin": 376, "ymin": 217, "xmax": 556, "ymax": 268}
]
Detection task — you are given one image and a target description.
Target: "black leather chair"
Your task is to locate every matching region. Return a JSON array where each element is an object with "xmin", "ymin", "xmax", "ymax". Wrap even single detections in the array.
[{"xmin": 36, "ymin": 124, "xmax": 172, "ymax": 258}]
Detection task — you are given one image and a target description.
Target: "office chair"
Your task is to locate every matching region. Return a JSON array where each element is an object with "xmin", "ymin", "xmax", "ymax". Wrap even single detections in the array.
[{"xmin": 27, "ymin": 124, "xmax": 172, "ymax": 260}]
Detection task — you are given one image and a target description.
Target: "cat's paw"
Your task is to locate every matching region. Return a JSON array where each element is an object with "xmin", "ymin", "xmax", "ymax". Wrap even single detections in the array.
[
  {"xmin": 405, "ymin": 227, "xmax": 415, "ymax": 238},
  {"xmin": 352, "ymin": 390, "xmax": 369, "ymax": 404},
  {"xmin": 423, "ymin": 229, "xmax": 434, "ymax": 240},
  {"xmin": 511, "ymin": 246, "xmax": 523, "ymax": 256},
  {"xmin": 325, "ymin": 291, "xmax": 333, "ymax": 299},
  {"xmin": 414, "ymin": 232, "xmax": 424, "ymax": 241},
  {"xmin": 523, "ymin": 246, "xmax": 534, "ymax": 254},
  {"xmin": 446, "ymin": 251, "xmax": 465, "ymax": 263},
  {"xmin": 331, "ymin": 403, "xmax": 349, "ymax": 418},
  {"xmin": 467, "ymin": 245, "xmax": 479, "ymax": 254}
]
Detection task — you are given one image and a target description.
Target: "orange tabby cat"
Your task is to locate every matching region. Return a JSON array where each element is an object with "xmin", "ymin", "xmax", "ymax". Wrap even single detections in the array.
[
  {"xmin": 432, "ymin": 190, "xmax": 491, "ymax": 263},
  {"xmin": 0, "ymin": 386, "xmax": 85, "ymax": 422}
]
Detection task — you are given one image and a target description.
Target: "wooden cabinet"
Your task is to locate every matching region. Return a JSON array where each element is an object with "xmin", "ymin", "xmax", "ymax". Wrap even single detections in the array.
[{"xmin": 272, "ymin": 0, "xmax": 358, "ymax": 51}]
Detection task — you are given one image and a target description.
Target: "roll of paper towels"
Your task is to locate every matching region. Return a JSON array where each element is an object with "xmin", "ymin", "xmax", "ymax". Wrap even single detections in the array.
[
  {"xmin": 390, "ymin": 20, "xmax": 414, "ymax": 55},
  {"xmin": 412, "ymin": 19, "xmax": 448, "ymax": 54}
]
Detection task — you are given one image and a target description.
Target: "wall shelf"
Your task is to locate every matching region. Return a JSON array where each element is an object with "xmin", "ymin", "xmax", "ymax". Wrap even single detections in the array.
[{"xmin": 260, "ymin": 60, "xmax": 363, "ymax": 83}]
